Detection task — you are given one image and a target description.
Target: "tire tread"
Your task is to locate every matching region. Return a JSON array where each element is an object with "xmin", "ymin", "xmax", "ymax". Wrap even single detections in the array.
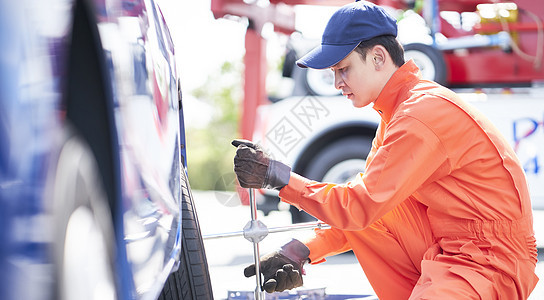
[{"xmin": 159, "ymin": 171, "xmax": 213, "ymax": 299}]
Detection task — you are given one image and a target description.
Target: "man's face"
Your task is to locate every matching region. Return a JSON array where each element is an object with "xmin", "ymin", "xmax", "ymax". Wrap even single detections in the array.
[{"xmin": 331, "ymin": 50, "xmax": 381, "ymax": 108}]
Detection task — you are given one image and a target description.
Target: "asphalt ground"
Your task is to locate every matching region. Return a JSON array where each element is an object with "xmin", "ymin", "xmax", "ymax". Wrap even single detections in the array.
[{"xmin": 192, "ymin": 190, "xmax": 544, "ymax": 300}]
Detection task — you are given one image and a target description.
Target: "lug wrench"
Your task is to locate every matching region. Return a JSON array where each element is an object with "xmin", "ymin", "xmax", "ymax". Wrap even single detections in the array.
[
  {"xmin": 203, "ymin": 188, "xmax": 330, "ymax": 299},
  {"xmin": 246, "ymin": 188, "xmax": 266, "ymax": 300}
]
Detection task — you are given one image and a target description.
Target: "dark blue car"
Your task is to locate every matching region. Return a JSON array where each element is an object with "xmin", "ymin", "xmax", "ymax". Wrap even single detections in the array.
[{"xmin": 0, "ymin": 1, "xmax": 213, "ymax": 299}]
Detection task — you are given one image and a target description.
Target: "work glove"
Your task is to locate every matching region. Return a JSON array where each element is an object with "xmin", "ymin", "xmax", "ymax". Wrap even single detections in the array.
[
  {"xmin": 232, "ymin": 139, "xmax": 291, "ymax": 190},
  {"xmin": 244, "ymin": 239, "xmax": 310, "ymax": 293}
]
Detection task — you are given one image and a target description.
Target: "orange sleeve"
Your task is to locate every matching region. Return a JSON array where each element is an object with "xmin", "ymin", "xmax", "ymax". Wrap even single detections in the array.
[
  {"xmin": 279, "ymin": 115, "xmax": 450, "ymax": 231},
  {"xmin": 304, "ymin": 227, "xmax": 351, "ymax": 264}
]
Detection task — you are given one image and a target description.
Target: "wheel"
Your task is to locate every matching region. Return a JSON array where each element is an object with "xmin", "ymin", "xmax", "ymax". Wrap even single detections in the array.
[
  {"xmin": 305, "ymin": 137, "xmax": 372, "ymax": 183},
  {"xmin": 291, "ymin": 137, "xmax": 372, "ymax": 223},
  {"xmin": 52, "ymin": 125, "xmax": 117, "ymax": 300},
  {"xmin": 158, "ymin": 168, "xmax": 213, "ymax": 300},
  {"xmin": 303, "ymin": 68, "xmax": 341, "ymax": 96},
  {"xmin": 403, "ymin": 43, "xmax": 448, "ymax": 85}
]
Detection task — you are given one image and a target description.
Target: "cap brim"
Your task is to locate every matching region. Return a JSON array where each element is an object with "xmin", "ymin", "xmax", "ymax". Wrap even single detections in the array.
[{"xmin": 296, "ymin": 43, "xmax": 359, "ymax": 69}]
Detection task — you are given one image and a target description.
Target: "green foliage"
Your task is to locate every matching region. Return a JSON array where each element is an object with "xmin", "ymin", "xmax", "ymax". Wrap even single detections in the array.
[{"xmin": 185, "ymin": 60, "xmax": 242, "ymax": 191}]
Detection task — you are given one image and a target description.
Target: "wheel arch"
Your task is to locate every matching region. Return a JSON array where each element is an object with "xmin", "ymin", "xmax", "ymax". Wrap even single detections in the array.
[
  {"xmin": 291, "ymin": 121, "xmax": 378, "ymax": 176},
  {"xmin": 64, "ymin": 0, "xmax": 121, "ymax": 219},
  {"xmin": 63, "ymin": 0, "xmax": 128, "ymax": 296}
]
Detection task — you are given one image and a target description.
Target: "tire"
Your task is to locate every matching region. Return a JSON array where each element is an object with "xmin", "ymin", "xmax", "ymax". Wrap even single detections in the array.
[
  {"xmin": 290, "ymin": 137, "xmax": 373, "ymax": 223},
  {"xmin": 303, "ymin": 68, "xmax": 341, "ymax": 97},
  {"xmin": 305, "ymin": 137, "xmax": 371, "ymax": 183},
  {"xmin": 403, "ymin": 43, "xmax": 448, "ymax": 85},
  {"xmin": 52, "ymin": 125, "xmax": 117, "ymax": 300},
  {"xmin": 158, "ymin": 168, "xmax": 213, "ymax": 300}
]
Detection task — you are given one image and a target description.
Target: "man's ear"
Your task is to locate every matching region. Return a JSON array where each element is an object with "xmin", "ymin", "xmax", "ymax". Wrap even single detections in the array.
[{"xmin": 371, "ymin": 45, "xmax": 387, "ymax": 70}]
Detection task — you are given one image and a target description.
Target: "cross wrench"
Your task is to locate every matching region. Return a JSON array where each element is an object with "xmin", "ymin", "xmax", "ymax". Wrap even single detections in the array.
[
  {"xmin": 203, "ymin": 188, "xmax": 330, "ymax": 299},
  {"xmin": 246, "ymin": 188, "xmax": 266, "ymax": 300}
]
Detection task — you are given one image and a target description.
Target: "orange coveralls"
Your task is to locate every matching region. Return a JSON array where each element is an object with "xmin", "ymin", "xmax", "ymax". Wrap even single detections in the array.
[{"xmin": 279, "ymin": 60, "xmax": 539, "ymax": 299}]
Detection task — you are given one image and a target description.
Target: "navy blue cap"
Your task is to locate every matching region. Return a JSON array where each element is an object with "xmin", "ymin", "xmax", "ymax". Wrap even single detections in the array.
[{"xmin": 296, "ymin": 1, "xmax": 398, "ymax": 69}]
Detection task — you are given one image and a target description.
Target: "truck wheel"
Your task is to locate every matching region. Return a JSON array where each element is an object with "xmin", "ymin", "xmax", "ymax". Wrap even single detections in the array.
[
  {"xmin": 158, "ymin": 169, "xmax": 213, "ymax": 300},
  {"xmin": 403, "ymin": 43, "xmax": 447, "ymax": 85},
  {"xmin": 303, "ymin": 68, "xmax": 341, "ymax": 97},
  {"xmin": 291, "ymin": 137, "xmax": 372, "ymax": 223},
  {"xmin": 305, "ymin": 137, "xmax": 371, "ymax": 183},
  {"xmin": 52, "ymin": 125, "xmax": 117, "ymax": 300}
]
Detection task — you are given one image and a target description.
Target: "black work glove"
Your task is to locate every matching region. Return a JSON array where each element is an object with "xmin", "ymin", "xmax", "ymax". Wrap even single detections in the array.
[
  {"xmin": 232, "ymin": 139, "xmax": 291, "ymax": 190},
  {"xmin": 244, "ymin": 239, "xmax": 310, "ymax": 293}
]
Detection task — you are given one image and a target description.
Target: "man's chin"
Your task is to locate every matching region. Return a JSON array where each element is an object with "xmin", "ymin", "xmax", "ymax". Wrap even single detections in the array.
[{"xmin": 350, "ymin": 98, "xmax": 364, "ymax": 108}]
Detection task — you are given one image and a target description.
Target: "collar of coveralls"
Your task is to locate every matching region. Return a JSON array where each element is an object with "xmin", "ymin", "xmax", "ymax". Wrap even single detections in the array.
[{"xmin": 372, "ymin": 59, "xmax": 422, "ymax": 124}]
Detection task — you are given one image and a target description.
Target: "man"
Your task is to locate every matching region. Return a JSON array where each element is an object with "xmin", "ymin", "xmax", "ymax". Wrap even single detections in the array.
[{"xmin": 232, "ymin": 1, "xmax": 538, "ymax": 299}]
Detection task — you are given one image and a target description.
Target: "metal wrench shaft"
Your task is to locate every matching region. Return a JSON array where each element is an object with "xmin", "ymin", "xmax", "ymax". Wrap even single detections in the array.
[
  {"xmin": 248, "ymin": 188, "xmax": 265, "ymax": 300},
  {"xmin": 203, "ymin": 188, "xmax": 330, "ymax": 299}
]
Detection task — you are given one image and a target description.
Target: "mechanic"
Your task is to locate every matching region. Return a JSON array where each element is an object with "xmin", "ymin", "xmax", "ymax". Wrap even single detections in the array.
[{"xmin": 231, "ymin": 1, "xmax": 538, "ymax": 299}]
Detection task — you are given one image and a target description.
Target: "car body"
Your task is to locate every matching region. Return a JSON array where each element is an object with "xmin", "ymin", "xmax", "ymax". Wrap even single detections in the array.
[{"xmin": 0, "ymin": 0, "xmax": 212, "ymax": 299}]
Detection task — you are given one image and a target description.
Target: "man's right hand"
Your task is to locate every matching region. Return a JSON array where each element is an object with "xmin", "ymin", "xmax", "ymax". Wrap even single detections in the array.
[
  {"xmin": 232, "ymin": 139, "xmax": 291, "ymax": 190},
  {"xmin": 244, "ymin": 239, "xmax": 310, "ymax": 293}
]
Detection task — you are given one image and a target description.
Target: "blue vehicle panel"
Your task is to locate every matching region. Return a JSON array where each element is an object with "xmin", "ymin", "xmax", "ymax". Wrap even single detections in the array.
[{"xmin": 0, "ymin": 1, "xmax": 212, "ymax": 299}]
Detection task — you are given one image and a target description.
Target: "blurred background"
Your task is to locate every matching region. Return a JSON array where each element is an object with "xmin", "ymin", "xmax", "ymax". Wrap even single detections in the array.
[{"xmin": 161, "ymin": 0, "xmax": 337, "ymax": 192}]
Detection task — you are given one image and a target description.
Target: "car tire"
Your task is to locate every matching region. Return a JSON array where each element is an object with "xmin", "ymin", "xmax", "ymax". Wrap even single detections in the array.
[
  {"xmin": 52, "ymin": 125, "xmax": 117, "ymax": 300},
  {"xmin": 403, "ymin": 43, "xmax": 448, "ymax": 85},
  {"xmin": 158, "ymin": 168, "xmax": 214, "ymax": 300},
  {"xmin": 292, "ymin": 137, "xmax": 372, "ymax": 223}
]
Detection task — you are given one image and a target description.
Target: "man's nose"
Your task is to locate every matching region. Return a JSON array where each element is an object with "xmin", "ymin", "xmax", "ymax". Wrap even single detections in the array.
[{"xmin": 333, "ymin": 71, "xmax": 344, "ymax": 90}]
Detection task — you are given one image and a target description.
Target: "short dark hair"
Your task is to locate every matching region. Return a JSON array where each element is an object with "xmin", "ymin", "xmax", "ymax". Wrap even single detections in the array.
[{"xmin": 354, "ymin": 35, "xmax": 405, "ymax": 67}]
